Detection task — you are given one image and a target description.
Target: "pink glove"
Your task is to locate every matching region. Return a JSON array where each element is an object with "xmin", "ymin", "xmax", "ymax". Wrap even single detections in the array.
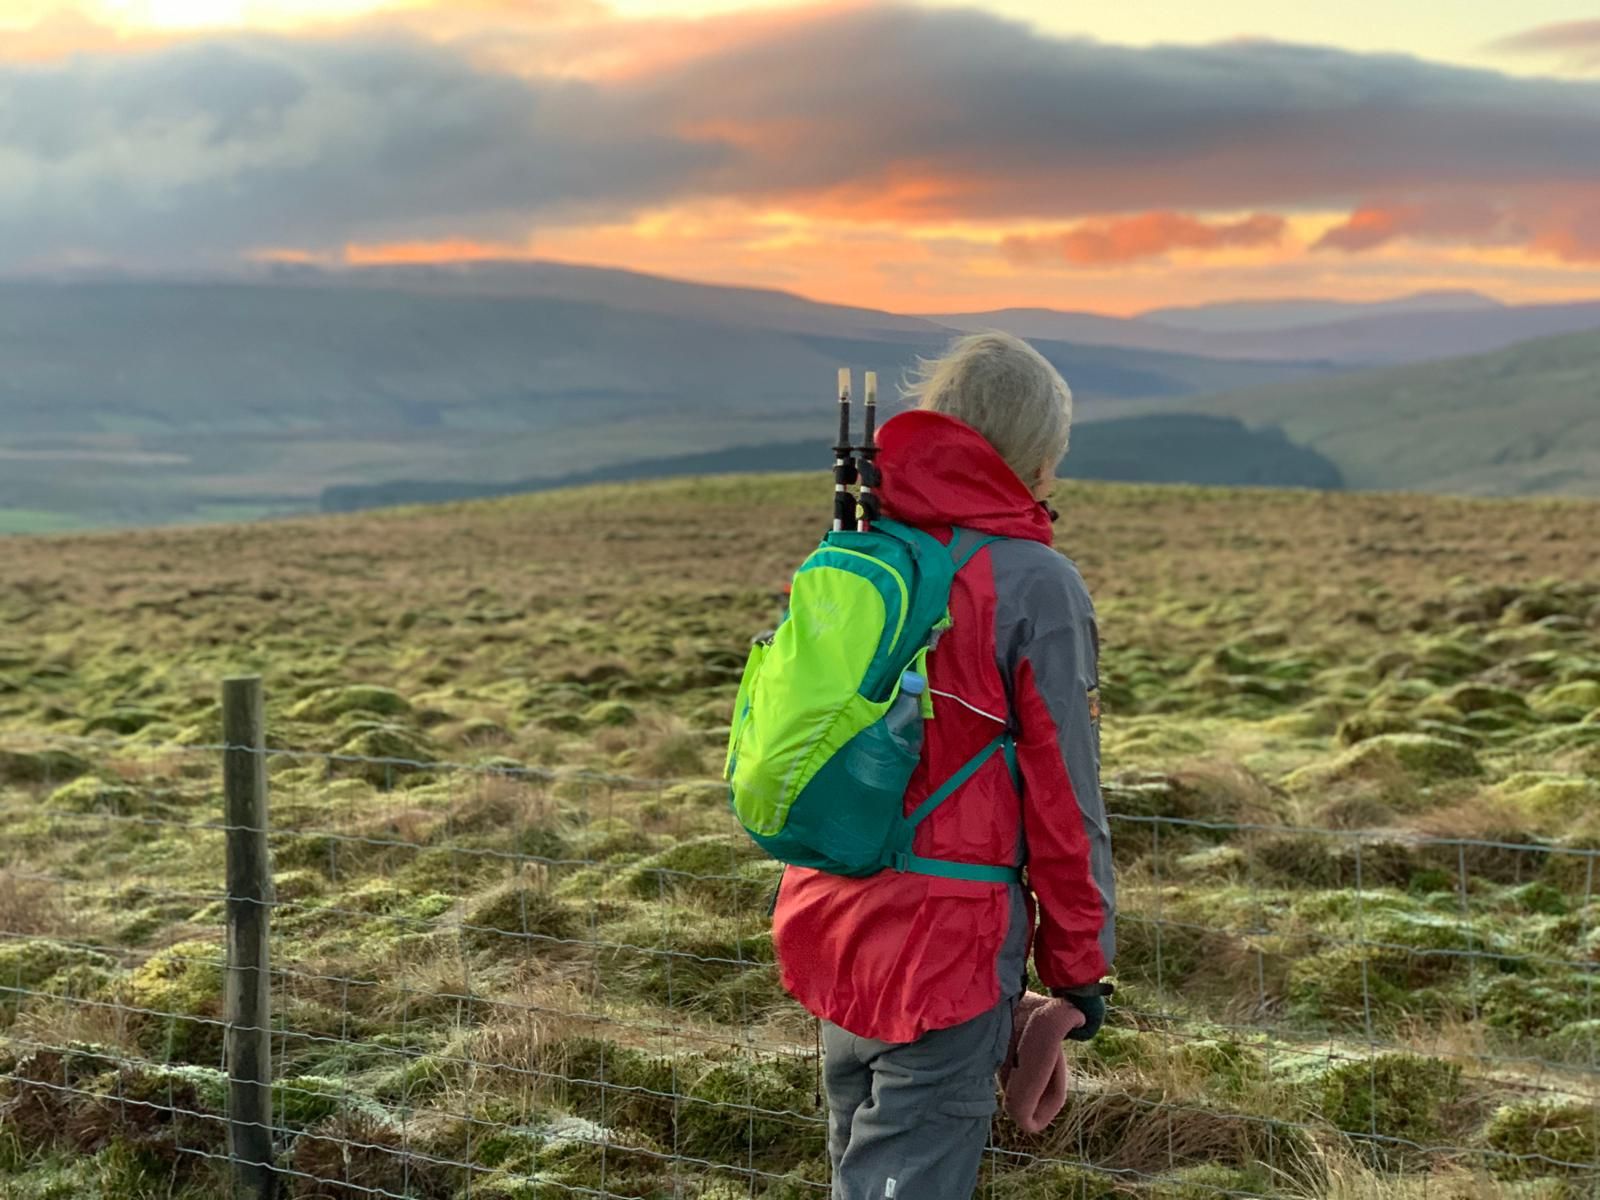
[{"xmin": 998, "ymin": 992, "xmax": 1085, "ymax": 1134}]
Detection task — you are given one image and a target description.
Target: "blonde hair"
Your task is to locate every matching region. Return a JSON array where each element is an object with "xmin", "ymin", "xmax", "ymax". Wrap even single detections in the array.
[{"xmin": 903, "ymin": 331, "xmax": 1073, "ymax": 486}]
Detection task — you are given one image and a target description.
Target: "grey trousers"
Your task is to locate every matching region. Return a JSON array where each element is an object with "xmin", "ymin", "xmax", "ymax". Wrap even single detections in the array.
[{"xmin": 822, "ymin": 996, "xmax": 1015, "ymax": 1200}]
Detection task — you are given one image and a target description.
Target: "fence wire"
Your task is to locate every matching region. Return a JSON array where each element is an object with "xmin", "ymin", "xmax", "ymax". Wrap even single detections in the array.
[{"xmin": 0, "ymin": 729, "xmax": 1596, "ymax": 1199}]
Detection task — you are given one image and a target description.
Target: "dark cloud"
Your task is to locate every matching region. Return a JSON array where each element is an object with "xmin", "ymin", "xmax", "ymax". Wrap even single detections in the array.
[
  {"xmin": 4, "ymin": 6, "xmax": 1600, "ymax": 267},
  {"xmin": 0, "ymin": 33, "xmax": 727, "ymax": 263}
]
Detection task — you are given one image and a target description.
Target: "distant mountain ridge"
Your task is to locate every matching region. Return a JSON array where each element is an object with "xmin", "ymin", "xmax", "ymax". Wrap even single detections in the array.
[
  {"xmin": 1138, "ymin": 289, "xmax": 1504, "ymax": 333},
  {"xmin": 931, "ymin": 291, "xmax": 1600, "ymax": 365}
]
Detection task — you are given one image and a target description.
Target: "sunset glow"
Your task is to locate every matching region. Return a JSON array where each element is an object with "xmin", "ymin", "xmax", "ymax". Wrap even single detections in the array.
[{"xmin": 7, "ymin": 0, "xmax": 1600, "ymax": 313}]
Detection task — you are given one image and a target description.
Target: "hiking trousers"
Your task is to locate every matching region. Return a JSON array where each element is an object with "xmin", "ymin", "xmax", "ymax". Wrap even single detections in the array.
[{"xmin": 822, "ymin": 995, "xmax": 1015, "ymax": 1200}]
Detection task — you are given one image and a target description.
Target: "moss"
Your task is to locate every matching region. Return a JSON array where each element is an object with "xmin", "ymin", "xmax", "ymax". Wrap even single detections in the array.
[
  {"xmin": 1545, "ymin": 1019, "xmax": 1600, "ymax": 1062},
  {"xmin": 613, "ymin": 927, "xmax": 785, "ymax": 1022},
  {"xmin": 582, "ymin": 700, "xmax": 637, "ymax": 728},
  {"xmin": 1336, "ymin": 710, "xmax": 1417, "ymax": 746},
  {"xmin": 1410, "ymin": 637, "xmax": 1492, "ymax": 682},
  {"xmin": 333, "ymin": 722, "xmax": 435, "ymax": 783},
  {"xmin": 1535, "ymin": 680, "xmax": 1600, "ymax": 713},
  {"xmin": 0, "ymin": 750, "xmax": 89, "ymax": 786},
  {"xmin": 289, "ymin": 685, "xmax": 412, "ymax": 721},
  {"xmin": 125, "ymin": 940, "xmax": 225, "ymax": 1063},
  {"xmin": 622, "ymin": 836, "xmax": 771, "ymax": 907},
  {"xmin": 1319, "ymin": 1052, "xmax": 1462, "ymax": 1165},
  {"xmin": 1485, "ymin": 1101, "xmax": 1600, "ymax": 1179},
  {"xmin": 537, "ymin": 711, "xmax": 586, "ymax": 733},
  {"xmin": 1501, "ymin": 773, "xmax": 1600, "ymax": 821},
  {"xmin": 80, "ymin": 708, "xmax": 165, "ymax": 736},
  {"xmin": 1285, "ymin": 733, "xmax": 1482, "ymax": 795},
  {"xmin": 677, "ymin": 1054, "xmax": 820, "ymax": 1166},
  {"xmin": 462, "ymin": 881, "xmax": 577, "ymax": 951},
  {"xmin": 1147, "ymin": 1164, "xmax": 1278, "ymax": 1200},
  {"xmin": 0, "ymin": 940, "xmax": 115, "ymax": 1011},
  {"xmin": 1480, "ymin": 974, "xmax": 1588, "ymax": 1039},
  {"xmin": 1112, "ymin": 911, "xmax": 1218, "ymax": 994},
  {"xmin": 1174, "ymin": 1039, "xmax": 1268, "ymax": 1098},
  {"xmin": 1286, "ymin": 943, "xmax": 1463, "ymax": 1028},
  {"xmin": 1082, "ymin": 1024, "xmax": 1152, "ymax": 1071},
  {"xmin": 1442, "ymin": 683, "xmax": 1530, "ymax": 715},
  {"xmin": 273, "ymin": 1075, "xmax": 392, "ymax": 1133},
  {"xmin": 544, "ymin": 1038, "xmax": 679, "ymax": 1137},
  {"xmin": 44, "ymin": 776, "xmax": 146, "ymax": 814},
  {"xmin": 987, "ymin": 1162, "xmax": 1120, "ymax": 1199},
  {"xmin": 1504, "ymin": 880, "xmax": 1569, "ymax": 916},
  {"xmin": 460, "ymin": 717, "xmax": 508, "ymax": 743}
]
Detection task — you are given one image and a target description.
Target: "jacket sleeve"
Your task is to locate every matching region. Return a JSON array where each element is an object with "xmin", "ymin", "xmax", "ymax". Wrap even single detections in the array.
[{"xmin": 1004, "ymin": 553, "xmax": 1115, "ymax": 990}]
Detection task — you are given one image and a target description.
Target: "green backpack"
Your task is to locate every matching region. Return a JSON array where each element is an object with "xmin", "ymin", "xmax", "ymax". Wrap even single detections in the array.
[{"xmin": 724, "ymin": 518, "xmax": 1021, "ymax": 883}]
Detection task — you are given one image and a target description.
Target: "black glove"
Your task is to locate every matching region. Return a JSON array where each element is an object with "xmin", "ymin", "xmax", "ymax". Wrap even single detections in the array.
[{"xmin": 1050, "ymin": 981, "xmax": 1114, "ymax": 1041}]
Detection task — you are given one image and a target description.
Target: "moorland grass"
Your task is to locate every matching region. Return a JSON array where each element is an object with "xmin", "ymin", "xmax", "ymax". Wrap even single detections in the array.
[{"xmin": 0, "ymin": 476, "xmax": 1598, "ymax": 1196}]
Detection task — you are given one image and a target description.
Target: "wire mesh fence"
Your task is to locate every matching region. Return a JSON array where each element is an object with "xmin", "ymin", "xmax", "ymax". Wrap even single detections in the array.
[{"xmin": 0, "ymin": 709, "xmax": 1596, "ymax": 1199}]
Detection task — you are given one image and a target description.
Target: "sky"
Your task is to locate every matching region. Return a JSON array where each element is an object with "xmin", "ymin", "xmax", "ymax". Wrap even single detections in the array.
[{"xmin": 3, "ymin": 0, "xmax": 1600, "ymax": 314}]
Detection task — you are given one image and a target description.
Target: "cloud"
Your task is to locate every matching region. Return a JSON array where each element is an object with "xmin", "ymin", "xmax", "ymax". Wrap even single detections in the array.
[
  {"xmin": 1490, "ymin": 20, "xmax": 1600, "ymax": 70},
  {"xmin": 1312, "ymin": 196, "xmax": 1600, "ymax": 262},
  {"xmin": 4, "ymin": 5, "xmax": 1600, "ymax": 268},
  {"xmin": 1313, "ymin": 200, "xmax": 1515, "ymax": 252},
  {"xmin": 1003, "ymin": 212, "xmax": 1286, "ymax": 266},
  {"xmin": 0, "ymin": 33, "xmax": 729, "ymax": 264}
]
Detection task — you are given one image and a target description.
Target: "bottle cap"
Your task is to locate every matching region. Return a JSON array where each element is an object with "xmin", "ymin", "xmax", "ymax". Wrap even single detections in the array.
[{"xmin": 899, "ymin": 671, "xmax": 926, "ymax": 696}]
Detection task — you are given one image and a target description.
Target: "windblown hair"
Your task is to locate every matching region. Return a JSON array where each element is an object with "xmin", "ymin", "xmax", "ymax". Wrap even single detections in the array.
[{"xmin": 903, "ymin": 331, "xmax": 1074, "ymax": 488}]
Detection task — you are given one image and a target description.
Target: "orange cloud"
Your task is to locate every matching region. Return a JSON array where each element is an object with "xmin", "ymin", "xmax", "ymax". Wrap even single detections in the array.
[
  {"xmin": 1001, "ymin": 212, "xmax": 1287, "ymax": 266},
  {"xmin": 1312, "ymin": 198, "xmax": 1600, "ymax": 263},
  {"xmin": 343, "ymin": 238, "xmax": 526, "ymax": 265},
  {"xmin": 1529, "ymin": 210, "xmax": 1600, "ymax": 263}
]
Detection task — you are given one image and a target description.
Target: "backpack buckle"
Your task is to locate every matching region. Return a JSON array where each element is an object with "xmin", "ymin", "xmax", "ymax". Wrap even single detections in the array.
[{"xmin": 890, "ymin": 851, "xmax": 909, "ymax": 873}]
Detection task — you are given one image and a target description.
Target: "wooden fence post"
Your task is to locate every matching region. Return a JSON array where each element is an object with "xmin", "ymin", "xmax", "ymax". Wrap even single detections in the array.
[{"xmin": 223, "ymin": 676, "xmax": 274, "ymax": 1199}]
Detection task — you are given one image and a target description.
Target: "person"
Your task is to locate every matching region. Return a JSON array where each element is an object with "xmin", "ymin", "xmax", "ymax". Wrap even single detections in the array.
[{"xmin": 771, "ymin": 331, "xmax": 1115, "ymax": 1200}]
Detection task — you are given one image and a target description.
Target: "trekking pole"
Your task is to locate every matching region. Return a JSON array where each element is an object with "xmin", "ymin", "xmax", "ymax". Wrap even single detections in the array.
[
  {"xmin": 832, "ymin": 367, "xmax": 857, "ymax": 532},
  {"xmin": 857, "ymin": 370, "xmax": 879, "ymax": 532}
]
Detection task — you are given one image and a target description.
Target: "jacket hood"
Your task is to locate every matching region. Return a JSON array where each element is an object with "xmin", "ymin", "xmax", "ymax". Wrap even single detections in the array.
[{"xmin": 875, "ymin": 409, "xmax": 1055, "ymax": 544}]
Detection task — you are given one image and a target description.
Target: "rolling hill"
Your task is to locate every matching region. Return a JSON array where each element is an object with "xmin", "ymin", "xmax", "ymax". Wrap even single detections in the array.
[
  {"xmin": 1158, "ymin": 328, "xmax": 1600, "ymax": 495},
  {"xmin": 5, "ymin": 262, "xmax": 1600, "ymax": 533},
  {"xmin": 0, "ymin": 273, "xmax": 1330, "ymax": 531},
  {"xmin": 932, "ymin": 294, "xmax": 1600, "ymax": 365}
]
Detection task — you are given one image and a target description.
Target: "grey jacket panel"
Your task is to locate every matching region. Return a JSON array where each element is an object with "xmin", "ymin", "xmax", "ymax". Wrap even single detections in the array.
[{"xmin": 989, "ymin": 537, "xmax": 1116, "ymax": 977}]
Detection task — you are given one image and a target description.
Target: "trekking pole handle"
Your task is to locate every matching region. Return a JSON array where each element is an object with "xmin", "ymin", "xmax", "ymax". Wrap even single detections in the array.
[
  {"xmin": 833, "ymin": 368, "xmax": 857, "ymax": 532},
  {"xmin": 858, "ymin": 371, "xmax": 879, "ymax": 532}
]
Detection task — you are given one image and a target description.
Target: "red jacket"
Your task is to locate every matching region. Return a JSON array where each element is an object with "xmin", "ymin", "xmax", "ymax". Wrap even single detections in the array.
[{"xmin": 772, "ymin": 410, "xmax": 1115, "ymax": 1043}]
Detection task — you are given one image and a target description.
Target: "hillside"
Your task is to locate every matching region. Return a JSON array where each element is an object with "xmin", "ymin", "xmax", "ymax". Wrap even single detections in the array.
[
  {"xmin": 1168, "ymin": 329, "xmax": 1600, "ymax": 495},
  {"xmin": 1139, "ymin": 289, "xmax": 1504, "ymax": 333},
  {"xmin": 319, "ymin": 414, "xmax": 1344, "ymax": 512},
  {"xmin": 0, "ymin": 478, "xmax": 1597, "ymax": 1197},
  {"xmin": 0, "ymin": 276, "xmax": 1328, "ymax": 531},
  {"xmin": 934, "ymin": 295, "xmax": 1600, "ymax": 364}
]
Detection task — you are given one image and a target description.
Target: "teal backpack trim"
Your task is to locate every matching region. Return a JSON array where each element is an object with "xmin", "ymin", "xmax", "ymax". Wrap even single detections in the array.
[
  {"xmin": 729, "ymin": 520, "xmax": 1025, "ymax": 885},
  {"xmin": 887, "ymin": 732, "xmax": 1023, "ymax": 884}
]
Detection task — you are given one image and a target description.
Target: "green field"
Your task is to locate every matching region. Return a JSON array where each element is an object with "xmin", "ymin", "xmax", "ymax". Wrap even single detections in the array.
[{"xmin": 0, "ymin": 476, "xmax": 1598, "ymax": 1197}]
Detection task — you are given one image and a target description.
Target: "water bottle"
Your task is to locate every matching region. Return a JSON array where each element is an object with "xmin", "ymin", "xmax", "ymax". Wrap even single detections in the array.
[{"xmin": 885, "ymin": 671, "xmax": 926, "ymax": 757}]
